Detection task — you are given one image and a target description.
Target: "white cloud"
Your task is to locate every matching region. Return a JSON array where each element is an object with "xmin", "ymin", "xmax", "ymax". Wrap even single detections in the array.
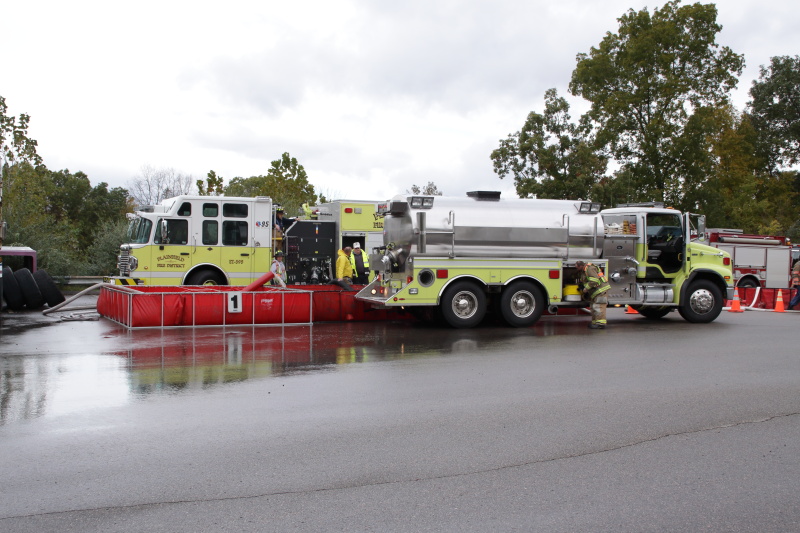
[{"xmin": 2, "ymin": 0, "xmax": 798, "ymax": 202}]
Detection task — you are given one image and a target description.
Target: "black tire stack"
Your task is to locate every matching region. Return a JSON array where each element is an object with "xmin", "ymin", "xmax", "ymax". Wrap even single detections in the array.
[{"xmin": 2, "ymin": 267, "xmax": 65, "ymax": 311}]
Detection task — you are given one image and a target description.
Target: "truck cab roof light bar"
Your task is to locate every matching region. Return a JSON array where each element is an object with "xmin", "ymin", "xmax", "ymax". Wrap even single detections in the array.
[
  {"xmin": 615, "ymin": 201, "xmax": 665, "ymax": 208},
  {"xmin": 409, "ymin": 196, "xmax": 435, "ymax": 209}
]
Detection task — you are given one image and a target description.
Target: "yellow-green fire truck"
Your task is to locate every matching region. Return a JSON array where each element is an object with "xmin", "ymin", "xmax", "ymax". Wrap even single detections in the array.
[
  {"xmin": 356, "ymin": 192, "xmax": 734, "ymax": 328},
  {"xmin": 106, "ymin": 195, "xmax": 384, "ymax": 286}
]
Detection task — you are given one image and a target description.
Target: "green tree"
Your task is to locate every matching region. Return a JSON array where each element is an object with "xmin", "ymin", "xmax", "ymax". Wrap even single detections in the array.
[
  {"xmin": 47, "ymin": 169, "xmax": 92, "ymax": 223},
  {"xmin": 407, "ymin": 181, "xmax": 443, "ymax": 195},
  {"xmin": 197, "ymin": 170, "xmax": 225, "ymax": 196},
  {"xmin": 225, "ymin": 152, "xmax": 318, "ymax": 216},
  {"xmin": 79, "ymin": 181, "xmax": 131, "ymax": 251},
  {"xmin": 491, "ymin": 88, "xmax": 606, "ymax": 199},
  {"xmin": 1, "ymin": 96, "xmax": 44, "ymax": 247},
  {"xmin": 2, "ymin": 163, "xmax": 82, "ymax": 275},
  {"xmin": 681, "ymin": 104, "xmax": 796, "ymax": 234},
  {"xmin": 3, "ymin": 164, "xmax": 131, "ymax": 273},
  {"xmin": 748, "ymin": 55, "xmax": 800, "ymax": 170},
  {"xmin": 85, "ymin": 218, "xmax": 130, "ymax": 276},
  {"xmin": 569, "ymin": 0, "xmax": 744, "ymax": 208}
]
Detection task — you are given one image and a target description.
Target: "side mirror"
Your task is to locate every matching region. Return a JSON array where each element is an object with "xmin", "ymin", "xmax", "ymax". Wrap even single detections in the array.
[{"xmin": 697, "ymin": 215, "xmax": 706, "ymax": 241}]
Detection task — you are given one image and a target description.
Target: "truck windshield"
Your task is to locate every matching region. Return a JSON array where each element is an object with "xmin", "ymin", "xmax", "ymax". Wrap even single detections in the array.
[{"xmin": 127, "ymin": 217, "xmax": 153, "ymax": 244}]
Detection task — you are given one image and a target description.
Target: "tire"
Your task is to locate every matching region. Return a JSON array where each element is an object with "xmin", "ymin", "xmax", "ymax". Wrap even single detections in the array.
[
  {"xmin": 632, "ymin": 305, "xmax": 672, "ymax": 319},
  {"xmin": 186, "ymin": 270, "xmax": 226, "ymax": 286},
  {"xmin": 440, "ymin": 281, "xmax": 486, "ymax": 328},
  {"xmin": 499, "ymin": 280, "xmax": 545, "ymax": 327},
  {"xmin": 14, "ymin": 268, "xmax": 45, "ymax": 309},
  {"xmin": 737, "ymin": 278, "xmax": 758, "ymax": 289},
  {"xmin": 678, "ymin": 280, "xmax": 723, "ymax": 323},
  {"xmin": 33, "ymin": 269, "xmax": 66, "ymax": 307},
  {"xmin": 2, "ymin": 266, "xmax": 25, "ymax": 311}
]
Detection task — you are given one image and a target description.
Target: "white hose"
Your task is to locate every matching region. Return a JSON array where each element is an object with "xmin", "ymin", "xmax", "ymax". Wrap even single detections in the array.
[{"xmin": 42, "ymin": 282, "xmax": 113, "ymax": 315}]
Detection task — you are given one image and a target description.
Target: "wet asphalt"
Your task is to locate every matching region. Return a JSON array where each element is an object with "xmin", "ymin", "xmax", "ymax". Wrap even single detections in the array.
[{"xmin": 1, "ymin": 297, "xmax": 799, "ymax": 532}]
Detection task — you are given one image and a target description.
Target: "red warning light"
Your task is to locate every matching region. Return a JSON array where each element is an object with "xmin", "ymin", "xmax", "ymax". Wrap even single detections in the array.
[{"xmin": 344, "ymin": 208, "xmax": 354, "ymax": 213}]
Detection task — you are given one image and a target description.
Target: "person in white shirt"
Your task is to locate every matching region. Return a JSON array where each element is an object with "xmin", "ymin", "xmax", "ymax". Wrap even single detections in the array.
[{"xmin": 270, "ymin": 251, "xmax": 287, "ymax": 287}]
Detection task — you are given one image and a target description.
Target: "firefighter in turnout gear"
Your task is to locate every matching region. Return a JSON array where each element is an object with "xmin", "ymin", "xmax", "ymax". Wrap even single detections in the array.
[
  {"xmin": 270, "ymin": 251, "xmax": 287, "ymax": 287},
  {"xmin": 576, "ymin": 261, "xmax": 611, "ymax": 329}
]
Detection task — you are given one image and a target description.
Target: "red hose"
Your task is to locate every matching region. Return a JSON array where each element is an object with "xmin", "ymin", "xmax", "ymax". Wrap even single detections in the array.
[{"xmin": 243, "ymin": 272, "xmax": 275, "ymax": 292}]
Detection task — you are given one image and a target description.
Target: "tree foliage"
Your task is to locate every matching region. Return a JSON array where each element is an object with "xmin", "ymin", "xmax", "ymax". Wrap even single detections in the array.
[
  {"xmin": 490, "ymin": 2, "xmax": 800, "ymax": 236},
  {"xmin": 197, "ymin": 170, "xmax": 225, "ymax": 196},
  {"xmin": 1, "ymin": 96, "xmax": 44, "ymax": 247},
  {"xmin": 568, "ymin": 0, "xmax": 744, "ymax": 207},
  {"xmin": 748, "ymin": 55, "xmax": 800, "ymax": 170},
  {"xmin": 225, "ymin": 152, "xmax": 318, "ymax": 216},
  {"xmin": 0, "ymin": 96, "xmax": 42, "ymax": 169},
  {"xmin": 2, "ymin": 164, "xmax": 131, "ymax": 273},
  {"xmin": 407, "ymin": 181, "xmax": 443, "ymax": 195},
  {"xmin": 491, "ymin": 88, "xmax": 606, "ymax": 199},
  {"xmin": 0, "ymin": 97, "xmax": 132, "ymax": 274},
  {"xmin": 84, "ymin": 218, "xmax": 130, "ymax": 276},
  {"xmin": 688, "ymin": 105, "xmax": 798, "ymax": 233}
]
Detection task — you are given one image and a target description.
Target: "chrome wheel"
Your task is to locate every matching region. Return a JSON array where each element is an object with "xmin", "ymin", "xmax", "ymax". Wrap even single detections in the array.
[
  {"xmin": 509, "ymin": 290, "xmax": 535, "ymax": 318},
  {"xmin": 440, "ymin": 281, "xmax": 486, "ymax": 328},
  {"xmin": 688, "ymin": 288, "xmax": 714, "ymax": 314},
  {"xmin": 679, "ymin": 280, "xmax": 723, "ymax": 323},
  {"xmin": 451, "ymin": 290, "xmax": 479, "ymax": 320},
  {"xmin": 500, "ymin": 281, "xmax": 545, "ymax": 327}
]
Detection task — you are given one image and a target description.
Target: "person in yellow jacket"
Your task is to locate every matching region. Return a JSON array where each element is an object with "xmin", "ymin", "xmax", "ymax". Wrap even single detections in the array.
[
  {"xmin": 349, "ymin": 242, "xmax": 370, "ymax": 284},
  {"xmin": 576, "ymin": 260, "xmax": 611, "ymax": 329},
  {"xmin": 334, "ymin": 247, "xmax": 355, "ymax": 290}
]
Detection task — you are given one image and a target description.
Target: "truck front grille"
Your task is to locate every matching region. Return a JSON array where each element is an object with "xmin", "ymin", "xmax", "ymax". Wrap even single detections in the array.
[{"xmin": 117, "ymin": 249, "xmax": 131, "ymax": 276}]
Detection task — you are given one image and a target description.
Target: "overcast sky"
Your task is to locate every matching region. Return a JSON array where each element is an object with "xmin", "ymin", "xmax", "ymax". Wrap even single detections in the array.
[{"xmin": 3, "ymin": 0, "xmax": 798, "ymax": 206}]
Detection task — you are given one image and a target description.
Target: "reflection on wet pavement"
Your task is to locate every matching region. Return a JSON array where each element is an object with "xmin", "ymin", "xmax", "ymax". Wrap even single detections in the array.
[{"xmin": 1, "ymin": 310, "xmax": 595, "ymax": 425}]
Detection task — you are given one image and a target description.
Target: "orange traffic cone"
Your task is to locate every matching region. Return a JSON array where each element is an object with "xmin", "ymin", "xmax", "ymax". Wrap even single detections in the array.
[
  {"xmin": 625, "ymin": 305, "xmax": 638, "ymax": 314},
  {"xmin": 774, "ymin": 289, "xmax": 785, "ymax": 313},
  {"xmin": 728, "ymin": 290, "xmax": 743, "ymax": 313}
]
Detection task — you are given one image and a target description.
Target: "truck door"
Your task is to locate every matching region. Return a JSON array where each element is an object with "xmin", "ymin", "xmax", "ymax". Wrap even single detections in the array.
[
  {"xmin": 153, "ymin": 218, "xmax": 191, "ymax": 283},
  {"xmin": 191, "ymin": 201, "xmax": 222, "ymax": 277},
  {"xmin": 645, "ymin": 212, "xmax": 684, "ymax": 276}
]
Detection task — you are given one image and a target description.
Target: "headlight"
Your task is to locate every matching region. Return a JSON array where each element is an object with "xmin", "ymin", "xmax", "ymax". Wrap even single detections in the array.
[{"xmin": 129, "ymin": 256, "xmax": 138, "ymax": 271}]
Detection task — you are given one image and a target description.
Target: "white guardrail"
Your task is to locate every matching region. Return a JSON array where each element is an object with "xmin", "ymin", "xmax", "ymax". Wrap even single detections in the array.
[{"xmin": 55, "ymin": 276, "xmax": 106, "ymax": 286}]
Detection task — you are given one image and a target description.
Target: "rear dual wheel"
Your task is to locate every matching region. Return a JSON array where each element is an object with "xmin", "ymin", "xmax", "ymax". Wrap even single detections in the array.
[
  {"xmin": 440, "ymin": 281, "xmax": 486, "ymax": 328},
  {"xmin": 499, "ymin": 281, "xmax": 545, "ymax": 327}
]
